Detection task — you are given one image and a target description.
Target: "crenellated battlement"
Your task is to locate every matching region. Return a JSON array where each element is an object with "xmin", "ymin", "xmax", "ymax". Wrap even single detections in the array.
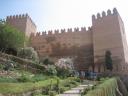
[
  {"xmin": 6, "ymin": 14, "xmax": 36, "ymax": 27},
  {"xmin": 6, "ymin": 14, "xmax": 28, "ymax": 20},
  {"xmin": 92, "ymin": 8, "xmax": 118, "ymax": 20},
  {"xmin": 32, "ymin": 26, "xmax": 92, "ymax": 37}
]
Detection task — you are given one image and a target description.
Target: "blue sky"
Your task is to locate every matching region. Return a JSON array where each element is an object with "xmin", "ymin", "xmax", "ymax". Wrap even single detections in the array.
[{"xmin": 0, "ymin": 0, "xmax": 128, "ymax": 35}]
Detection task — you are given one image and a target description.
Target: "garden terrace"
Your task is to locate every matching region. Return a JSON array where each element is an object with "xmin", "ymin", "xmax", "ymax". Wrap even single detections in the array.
[
  {"xmin": 0, "ymin": 77, "xmax": 80, "ymax": 96},
  {"xmin": 0, "ymin": 52, "xmax": 45, "ymax": 73}
]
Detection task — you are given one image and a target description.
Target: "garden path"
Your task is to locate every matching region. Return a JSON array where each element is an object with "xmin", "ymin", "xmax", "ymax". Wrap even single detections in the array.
[{"xmin": 57, "ymin": 81, "xmax": 94, "ymax": 96}]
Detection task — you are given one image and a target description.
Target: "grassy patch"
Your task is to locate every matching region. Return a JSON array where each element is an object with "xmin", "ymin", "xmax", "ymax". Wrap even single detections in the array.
[
  {"xmin": 0, "ymin": 77, "xmax": 79, "ymax": 94},
  {"xmin": 85, "ymin": 78, "xmax": 118, "ymax": 96},
  {"xmin": 0, "ymin": 78, "xmax": 57, "ymax": 94},
  {"xmin": 0, "ymin": 77, "xmax": 18, "ymax": 83}
]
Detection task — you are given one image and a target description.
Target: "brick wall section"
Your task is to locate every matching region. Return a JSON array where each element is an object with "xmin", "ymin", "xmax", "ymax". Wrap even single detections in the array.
[{"xmin": 30, "ymin": 27, "xmax": 93, "ymax": 70}]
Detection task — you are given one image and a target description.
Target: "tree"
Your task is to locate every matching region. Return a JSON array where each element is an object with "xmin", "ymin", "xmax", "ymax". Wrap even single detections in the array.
[
  {"xmin": 0, "ymin": 19, "xmax": 26, "ymax": 54},
  {"xmin": 105, "ymin": 50, "xmax": 113, "ymax": 71}
]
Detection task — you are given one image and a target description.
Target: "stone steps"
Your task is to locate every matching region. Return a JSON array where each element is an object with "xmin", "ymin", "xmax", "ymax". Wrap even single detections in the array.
[{"xmin": 56, "ymin": 83, "xmax": 94, "ymax": 96}]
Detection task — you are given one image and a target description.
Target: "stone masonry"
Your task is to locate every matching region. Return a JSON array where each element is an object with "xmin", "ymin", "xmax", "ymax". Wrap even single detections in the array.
[{"xmin": 5, "ymin": 8, "xmax": 128, "ymax": 73}]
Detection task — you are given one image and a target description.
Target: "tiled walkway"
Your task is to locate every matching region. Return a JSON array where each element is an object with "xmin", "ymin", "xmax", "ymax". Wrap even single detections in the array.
[{"xmin": 57, "ymin": 84, "xmax": 93, "ymax": 96}]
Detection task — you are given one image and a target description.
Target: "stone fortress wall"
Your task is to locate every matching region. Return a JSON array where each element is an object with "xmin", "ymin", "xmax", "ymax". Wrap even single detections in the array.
[
  {"xmin": 31, "ymin": 27, "xmax": 92, "ymax": 56},
  {"xmin": 30, "ymin": 27, "xmax": 93, "ymax": 70},
  {"xmin": 5, "ymin": 8, "xmax": 128, "ymax": 73}
]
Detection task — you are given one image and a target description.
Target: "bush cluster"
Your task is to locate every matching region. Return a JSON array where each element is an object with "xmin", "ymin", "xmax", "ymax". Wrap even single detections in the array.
[
  {"xmin": 0, "ymin": 76, "xmax": 18, "ymax": 83},
  {"xmin": 17, "ymin": 47, "xmax": 39, "ymax": 63}
]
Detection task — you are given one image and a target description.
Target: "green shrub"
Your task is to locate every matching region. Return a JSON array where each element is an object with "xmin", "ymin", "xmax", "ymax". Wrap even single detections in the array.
[
  {"xmin": 31, "ymin": 74, "xmax": 49, "ymax": 82},
  {"xmin": 59, "ymin": 86, "xmax": 64, "ymax": 93},
  {"xmin": 31, "ymin": 91, "xmax": 39, "ymax": 96},
  {"xmin": 56, "ymin": 66, "xmax": 74, "ymax": 78},
  {"xmin": 0, "ymin": 64, "xmax": 4, "ymax": 70},
  {"xmin": 59, "ymin": 86, "xmax": 69, "ymax": 93},
  {"xmin": 57, "ymin": 83, "xmax": 69, "ymax": 93},
  {"xmin": 45, "ymin": 65, "xmax": 57, "ymax": 76},
  {"xmin": 70, "ymin": 81, "xmax": 78, "ymax": 85},
  {"xmin": 0, "ymin": 77, "xmax": 18, "ymax": 83},
  {"xmin": 33, "ymin": 94, "xmax": 44, "ymax": 96},
  {"xmin": 64, "ymin": 83, "xmax": 71, "ymax": 88},
  {"xmin": 34, "ymin": 94, "xmax": 49, "ymax": 96},
  {"xmin": 49, "ymin": 91, "xmax": 56, "ymax": 96},
  {"xmin": 17, "ymin": 73, "xmax": 31, "ymax": 82},
  {"xmin": 81, "ymin": 87, "xmax": 91, "ymax": 95},
  {"xmin": 86, "ymin": 78, "xmax": 118, "ymax": 96},
  {"xmin": 53, "ymin": 78, "xmax": 60, "ymax": 93},
  {"xmin": 96, "ymin": 76, "xmax": 100, "ymax": 81},
  {"xmin": 75, "ymin": 78, "xmax": 81, "ymax": 82},
  {"xmin": 17, "ymin": 47, "xmax": 39, "ymax": 62},
  {"xmin": 42, "ymin": 87, "xmax": 49, "ymax": 95}
]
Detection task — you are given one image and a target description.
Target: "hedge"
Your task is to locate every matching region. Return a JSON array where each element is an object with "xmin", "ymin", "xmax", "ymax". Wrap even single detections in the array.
[{"xmin": 85, "ymin": 78, "xmax": 118, "ymax": 96}]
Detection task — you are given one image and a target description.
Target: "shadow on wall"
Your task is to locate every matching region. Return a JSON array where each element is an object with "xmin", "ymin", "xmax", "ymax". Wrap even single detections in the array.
[{"xmin": 49, "ymin": 43, "xmax": 93, "ymax": 70}]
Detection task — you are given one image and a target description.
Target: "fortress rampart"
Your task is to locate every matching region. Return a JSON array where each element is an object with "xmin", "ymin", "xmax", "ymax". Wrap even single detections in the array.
[
  {"xmin": 5, "ymin": 8, "xmax": 128, "ymax": 72},
  {"xmin": 30, "ymin": 26, "xmax": 93, "ymax": 70},
  {"xmin": 31, "ymin": 27, "xmax": 91, "ymax": 37}
]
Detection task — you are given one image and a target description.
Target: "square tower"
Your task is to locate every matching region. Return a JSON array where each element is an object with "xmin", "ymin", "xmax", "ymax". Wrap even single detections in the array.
[
  {"xmin": 92, "ymin": 8, "xmax": 128, "ymax": 73},
  {"xmin": 6, "ymin": 14, "xmax": 36, "ymax": 38}
]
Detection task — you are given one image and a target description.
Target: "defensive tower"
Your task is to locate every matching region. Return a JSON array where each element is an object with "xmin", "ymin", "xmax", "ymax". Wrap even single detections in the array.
[
  {"xmin": 6, "ymin": 14, "xmax": 36, "ymax": 37},
  {"xmin": 92, "ymin": 8, "xmax": 128, "ymax": 72}
]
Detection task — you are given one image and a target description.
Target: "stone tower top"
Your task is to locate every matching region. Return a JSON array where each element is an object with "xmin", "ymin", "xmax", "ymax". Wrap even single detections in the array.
[
  {"xmin": 6, "ymin": 13, "xmax": 37, "ymax": 37},
  {"xmin": 6, "ymin": 13, "xmax": 36, "ymax": 28},
  {"xmin": 92, "ymin": 8, "xmax": 118, "ymax": 21}
]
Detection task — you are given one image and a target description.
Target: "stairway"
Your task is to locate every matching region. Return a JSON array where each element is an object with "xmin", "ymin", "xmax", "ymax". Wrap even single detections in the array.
[{"xmin": 57, "ymin": 84, "xmax": 93, "ymax": 96}]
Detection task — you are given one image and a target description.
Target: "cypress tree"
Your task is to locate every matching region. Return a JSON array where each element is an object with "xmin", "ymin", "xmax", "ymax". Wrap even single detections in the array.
[{"xmin": 105, "ymin": 50, "xmax": 113, "ymax": 71}]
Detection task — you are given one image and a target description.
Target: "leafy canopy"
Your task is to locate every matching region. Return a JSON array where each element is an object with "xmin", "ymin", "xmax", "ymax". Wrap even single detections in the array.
[{"xmin": 0, "ymin": 19, "xmax": 26, "ymax": 52}]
